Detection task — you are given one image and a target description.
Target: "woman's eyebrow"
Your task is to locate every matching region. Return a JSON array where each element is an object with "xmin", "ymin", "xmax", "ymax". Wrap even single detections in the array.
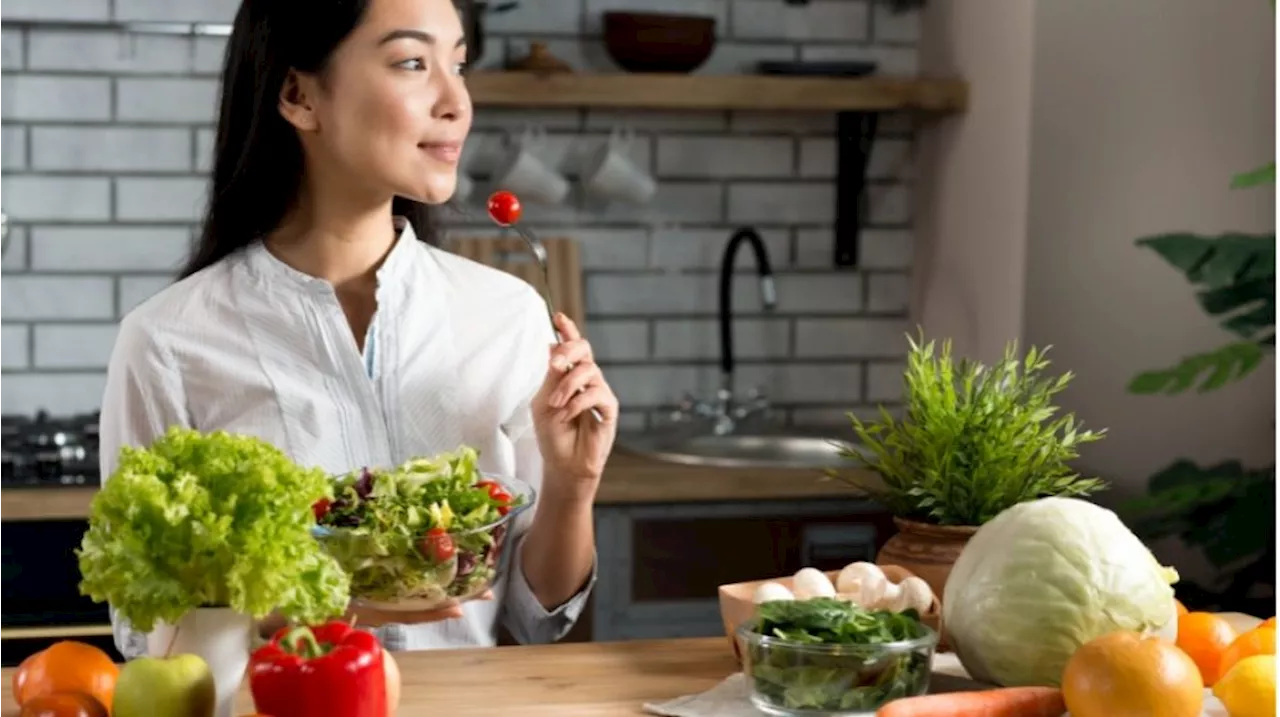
[{"xmin": 377, "ymin": 29, "xmax": 466, "ymax": 48}]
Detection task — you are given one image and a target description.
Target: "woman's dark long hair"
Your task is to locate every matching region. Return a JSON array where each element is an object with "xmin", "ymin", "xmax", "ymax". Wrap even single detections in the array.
[{"xmin": 180, "ymin": 0, "xmax": 441, "ymax": 279}]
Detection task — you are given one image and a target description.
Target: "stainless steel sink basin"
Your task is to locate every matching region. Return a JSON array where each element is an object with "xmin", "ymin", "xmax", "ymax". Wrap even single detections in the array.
[{"xmin": 620, "ymin": 432, "xmax": 862, "ymax": 469}]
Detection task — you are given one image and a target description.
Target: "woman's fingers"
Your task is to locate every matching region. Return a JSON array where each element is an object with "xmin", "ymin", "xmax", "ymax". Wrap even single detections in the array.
[
  {"xmin": 549, "ymin": 362, "xmax": 600, "ymax": 408},
  {"xmin": 553, "ymin": 312, "xmax": 582, "ymax": 342},
  {"xmin": 550, "ymin": 337, "xmax": 593, "ymax": 371},
  {"xmin": 560, "ymin": 384, "xmax": 619, "ymax": 423},
  {"xmin": 346, "ymin": 591, "xmax": 494, "ymax": 627}
]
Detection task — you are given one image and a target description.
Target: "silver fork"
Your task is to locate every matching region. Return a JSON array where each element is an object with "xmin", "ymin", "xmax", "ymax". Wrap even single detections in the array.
[{"xmin": 452, "ymin": 204, "xmax": 606, "ymax": 424}]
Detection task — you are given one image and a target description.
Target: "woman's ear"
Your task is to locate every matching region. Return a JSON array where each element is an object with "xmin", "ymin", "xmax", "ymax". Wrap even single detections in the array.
[{"xmin": 278, "ymin": 69, "xmax": 320, "ymax": 132}]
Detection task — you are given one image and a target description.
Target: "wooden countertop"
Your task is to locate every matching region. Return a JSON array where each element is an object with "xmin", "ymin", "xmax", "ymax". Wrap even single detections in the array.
[
  {"xmin": 0, "ymin": 637, "xmax": 740, "ymax": 716},
  {"xmin": 0, "ymin": 450, "xmax": 872, "ymax": 521},
  {"xmin": 1, "ymin": 637, "xmax": 987, "ymax": 716}
]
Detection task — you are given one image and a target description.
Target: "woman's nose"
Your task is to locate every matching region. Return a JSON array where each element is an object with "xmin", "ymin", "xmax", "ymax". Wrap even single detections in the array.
[{"xmin": 431, "ymin": 71, "xmax": 471, "ymax": 123}]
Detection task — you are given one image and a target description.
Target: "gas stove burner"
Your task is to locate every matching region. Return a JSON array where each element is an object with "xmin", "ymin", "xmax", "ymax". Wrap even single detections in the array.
[{"xmin": 1, "ymin": 411, "xmax": 102, "ymax": 489}]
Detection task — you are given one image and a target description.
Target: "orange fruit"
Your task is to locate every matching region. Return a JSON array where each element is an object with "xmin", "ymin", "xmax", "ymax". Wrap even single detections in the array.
[
  {"xmin": 19, "ymin": 692, "xmax": 108, "ymax": 717},
  {"xmin": 13, "ymin": 642, "xmax": 119, "ymax": 714},
  {"xmin": 1220, "ymin": 626, "xmax": 1276, "ymax": 678},
  {"xmin": 1177, "ymin": 612, "xmax": 1238, "ymax": 685},
  {"xmin": 1175, "ymin": 599, "xmax": 1189, "ymax": 616},
  {"xmin": 1063, "ymin": 630, "xmax": 1204, "ymax": 717},
  {"xmin": 1262, "ymin": 616, "xmax": 1276, "ymax": 629}
]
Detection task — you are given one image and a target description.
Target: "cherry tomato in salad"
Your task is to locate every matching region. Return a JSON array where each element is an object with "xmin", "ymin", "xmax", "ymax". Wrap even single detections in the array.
[
  {"xmin": 312, "ymin": 498, "xmax": 332, "ymax": 521},
  {"xmin": 419, "ymin": 527, "xmax": 456, "ymax": 563},
  {"xmin": 476, "ymin": 480, "xmax": 514, "ymax": 515},
  {"xmin": 487, "ymin": 190, "xmax": 522, "ymax": 227}
]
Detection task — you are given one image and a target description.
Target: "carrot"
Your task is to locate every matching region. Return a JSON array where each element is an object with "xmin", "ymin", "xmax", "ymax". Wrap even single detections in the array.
[{"xmin": 875, "ymin": 687, "xmax": 1066, "ymax": 717}]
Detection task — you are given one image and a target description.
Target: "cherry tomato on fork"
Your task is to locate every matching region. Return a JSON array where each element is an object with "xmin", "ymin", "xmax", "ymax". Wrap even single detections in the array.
[
  {"xmin": 311, "ymin": 498, "xmax": 332, "ymax": 521},
  {"xmin": 487, "ymin": 190, "xmax": 523, "ymax": 226}
]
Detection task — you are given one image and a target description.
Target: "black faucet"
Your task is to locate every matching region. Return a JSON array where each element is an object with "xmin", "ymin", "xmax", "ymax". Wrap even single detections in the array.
[{"xmin": 719, "ymin": 228, "xmax": 778, "ymax": 397}]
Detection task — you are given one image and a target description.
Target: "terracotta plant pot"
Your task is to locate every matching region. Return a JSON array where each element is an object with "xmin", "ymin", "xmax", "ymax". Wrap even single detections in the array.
[{"xmin": 876, "ymin": 517, "xmax": 978, "ymax": 607}]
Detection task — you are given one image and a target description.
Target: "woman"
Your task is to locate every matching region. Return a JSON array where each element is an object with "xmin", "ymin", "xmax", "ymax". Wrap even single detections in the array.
[{"xmin": 102, "ymin": 0, "xmax": 617, "ymax": 656}]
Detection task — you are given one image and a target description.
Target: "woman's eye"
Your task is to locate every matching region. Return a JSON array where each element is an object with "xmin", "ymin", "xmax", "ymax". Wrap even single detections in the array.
[
  {"xmin": 452, "ymin": 62, "xmax": 468, "ymax": 76},
  {"xmin": 395, "ymin": 58, "xmax": 426, "ymax": 71}
]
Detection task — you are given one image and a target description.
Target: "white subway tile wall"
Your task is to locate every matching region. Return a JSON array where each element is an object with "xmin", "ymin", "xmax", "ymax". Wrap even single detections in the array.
[{"xmin": 0, "ymin": 0, "xmax": 919, "ymax": 426}]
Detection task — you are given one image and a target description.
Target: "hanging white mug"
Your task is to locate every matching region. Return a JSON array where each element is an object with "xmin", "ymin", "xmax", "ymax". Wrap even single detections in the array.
[
  {"xmin": 491, "ymin": 125, "xmax": 570, "ymax": 205},
  {"xmin": 581, "ymin": 127, "xmax": 657, "ymax": 205}
]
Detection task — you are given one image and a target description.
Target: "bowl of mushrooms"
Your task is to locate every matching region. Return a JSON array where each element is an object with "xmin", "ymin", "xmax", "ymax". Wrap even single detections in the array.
[{"xmin": 719, "ymin": 562, "xmax": 946, "ymax": 662}]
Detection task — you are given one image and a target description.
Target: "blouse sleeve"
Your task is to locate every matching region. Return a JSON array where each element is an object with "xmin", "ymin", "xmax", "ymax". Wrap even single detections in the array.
[
  {"xmin": 98, "ymin": 318, "xmax": 191, "ymax": 659},
  {"xmin": 497, "ymin": 290, "xmax": 598, "ymax": 645}
]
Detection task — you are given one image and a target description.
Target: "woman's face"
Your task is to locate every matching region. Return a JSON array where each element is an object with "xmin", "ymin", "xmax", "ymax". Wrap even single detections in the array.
[{"xmin": 285, "ymin": 0, "xmax": 472, "ymax": 206}]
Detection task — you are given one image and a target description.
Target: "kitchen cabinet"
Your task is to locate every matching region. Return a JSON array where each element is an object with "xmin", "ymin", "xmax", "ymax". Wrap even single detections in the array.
[{"xmin": 588, "ymin": 498, "xmax": 891, "ymax": 642}]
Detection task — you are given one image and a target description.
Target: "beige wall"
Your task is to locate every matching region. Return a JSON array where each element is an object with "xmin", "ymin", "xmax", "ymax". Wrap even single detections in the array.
[
  {"xmin": 916, "ymin": 0, "xmax": 1275, "ymax": 501},
  {"xmin": 1023, "ymin": 0, "xmax": 1275, "ymax": 496},
  {"xmin": 913, "ymin": 0, "xmax": 1036, "ymax": 366}
]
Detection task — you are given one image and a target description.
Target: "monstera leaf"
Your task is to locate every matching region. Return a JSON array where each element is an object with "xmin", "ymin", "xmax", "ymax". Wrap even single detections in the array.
[
  {"xmin": 1123, "ymin": 460, "xmax": 1275, "ymax": 610},
  {"xmin": 1128, "ymin": 232, "xmax": 1275, "ymax": 394}
]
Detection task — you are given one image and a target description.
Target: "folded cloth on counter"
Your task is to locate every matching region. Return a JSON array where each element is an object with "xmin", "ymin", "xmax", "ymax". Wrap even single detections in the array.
[
  {"xmin": 642, "ymin": 654, "xmax": 993, "ymax": 717},
  {"xmin": 642, "ymin": 657, "xmax": 1229, "ymax": 717},
  {"xmin": 642, "ymin": 673, "xmax": 754, "ymax": 717}
]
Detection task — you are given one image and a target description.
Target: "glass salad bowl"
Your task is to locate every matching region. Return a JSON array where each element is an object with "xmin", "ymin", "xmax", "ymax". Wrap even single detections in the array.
[
  {"xmin": 735, "ymin": 601, "xmax": 938, "ymax": 717},
  {"xmin": 311, "ymin": 450, "xmax": 535, "ymax": 612}
]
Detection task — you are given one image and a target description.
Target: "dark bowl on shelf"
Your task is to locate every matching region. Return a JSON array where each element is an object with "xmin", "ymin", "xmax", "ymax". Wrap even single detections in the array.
[{"xmin": 602, "ymin": 11, "xmax": 717, "ymax": 74}]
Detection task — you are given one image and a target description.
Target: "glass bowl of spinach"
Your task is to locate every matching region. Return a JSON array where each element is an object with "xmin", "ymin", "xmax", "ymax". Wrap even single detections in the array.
[{"xmin": 735, "ymin": 597, "xmax": 937, "ymax": 716}]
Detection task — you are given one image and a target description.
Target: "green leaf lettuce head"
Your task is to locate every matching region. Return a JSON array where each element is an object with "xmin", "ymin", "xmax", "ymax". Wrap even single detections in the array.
[
  {"xmin": 77, "ymin": 427, "xmax": 350, "ymax": 632},
  {"xmin": 942, "ymin": 496, "xmax": 1180, "ymax": 687}
]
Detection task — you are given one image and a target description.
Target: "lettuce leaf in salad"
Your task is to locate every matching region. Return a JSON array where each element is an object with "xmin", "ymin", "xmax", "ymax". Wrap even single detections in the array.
[{"xmin": 316, "ymin": 446, "xmax": 525, "ymax": 601}]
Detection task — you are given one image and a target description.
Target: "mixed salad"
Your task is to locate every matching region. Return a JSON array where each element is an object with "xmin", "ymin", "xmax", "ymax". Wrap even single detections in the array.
[{"xmin": 313, "ymin": 446, "xmax": 527, "ymax": 605}]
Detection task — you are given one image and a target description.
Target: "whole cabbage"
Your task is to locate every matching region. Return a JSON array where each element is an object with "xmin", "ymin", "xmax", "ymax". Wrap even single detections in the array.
[{"xmin": 942, "ymin": 496, "xmax": 1180, "ymax": 687}]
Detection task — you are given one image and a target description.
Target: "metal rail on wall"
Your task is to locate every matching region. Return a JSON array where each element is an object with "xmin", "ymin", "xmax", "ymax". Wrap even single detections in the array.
[{"xmin": 0, "ymin": 20, "xmax": 233, "ymax": 36}]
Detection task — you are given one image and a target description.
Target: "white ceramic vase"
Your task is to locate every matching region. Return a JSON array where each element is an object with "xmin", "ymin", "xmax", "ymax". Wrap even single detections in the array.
[{"xmin": 147, "ymin": 607, "xmax": 255, "ymax": 717}]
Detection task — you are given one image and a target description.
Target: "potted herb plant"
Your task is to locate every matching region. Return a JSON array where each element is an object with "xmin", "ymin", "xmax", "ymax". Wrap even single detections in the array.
[
  {"xmin": 828, "ymin": 332, "xmax": 1108, "ymax": 601},
  {"xmin": 77, "ymin": 427, "xmax": 350, "ymax": 717}
]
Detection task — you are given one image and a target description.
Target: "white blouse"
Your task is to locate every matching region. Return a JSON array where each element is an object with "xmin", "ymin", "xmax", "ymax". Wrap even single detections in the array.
[{"xmin": 100, "ymin": 218, "xmax": 596, "ymax": 656}]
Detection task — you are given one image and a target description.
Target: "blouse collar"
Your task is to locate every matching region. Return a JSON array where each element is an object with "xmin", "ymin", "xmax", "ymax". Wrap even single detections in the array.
[{"xmin": 244, "ymin": 216, "xmax": 420, "ymax": 294}]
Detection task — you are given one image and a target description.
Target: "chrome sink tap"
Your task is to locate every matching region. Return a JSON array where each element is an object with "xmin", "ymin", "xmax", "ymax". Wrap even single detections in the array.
[{"xmin": 671, "ymin": 227, "xmax": 778, "ymax": 435}]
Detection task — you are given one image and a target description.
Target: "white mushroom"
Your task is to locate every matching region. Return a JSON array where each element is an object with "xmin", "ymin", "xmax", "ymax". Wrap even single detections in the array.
[
  {"xmin": 752, "ymin": 581, "xmax": 795, "ymax": 604},
  {"xmin": 792, "ymin": 568, "xmax": 837, "ymax": 600},
  {"xmin": 897, "ymin": 576, "xmax": 936, "ymax": 613},
  {"xmin": 834, "ymin": 562, "xmax": 888, "ymax": 608},
  {"xmin": 878, "ymin": 581, "xmax": 908, "ymax": 612}
]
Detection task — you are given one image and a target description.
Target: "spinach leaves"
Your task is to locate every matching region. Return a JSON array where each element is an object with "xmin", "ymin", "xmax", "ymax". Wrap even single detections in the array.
[{"xmin": 742, "ymin": 598, "xmax": 934, "ymax": 712}]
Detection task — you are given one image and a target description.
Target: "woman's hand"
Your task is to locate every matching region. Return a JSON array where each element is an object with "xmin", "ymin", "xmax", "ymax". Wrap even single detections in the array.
[
  {"xmin": 258, "ymin": 591, "xmax": 493, "ymax": 636},
  {"xmin": 343, "ymin": 590, "xmax": 493, "ymax": 628},
  {"xmin": 532, "ymin": 313, "xmax": 620, "ymax": 502}
]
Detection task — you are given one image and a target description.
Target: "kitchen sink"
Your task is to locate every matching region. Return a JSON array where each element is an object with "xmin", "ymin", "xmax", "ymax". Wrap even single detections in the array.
[{"xmin": 619, "ymin": 431, "xmax": 863, "ymax": 470}]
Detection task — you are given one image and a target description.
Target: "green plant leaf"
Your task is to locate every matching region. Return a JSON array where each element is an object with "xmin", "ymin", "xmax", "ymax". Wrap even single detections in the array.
[
  {"xmin": 832, "ymin": 330, "xmax": 1107, "ymax": 526},
  {"xmin": 1231, "ymin": 161, "xmax": 1276, "ymax": 189},
  {"xmin": 1136, "ymin": 232, "xmax": 1274, "ymax": 287},
  {"xmin": 1134, "ymin": 232, "xmax": 1276, "ymax": 344},
  {"xmin": 1125, "ymin": 460, "xmax": 1275, "ymax": 571},
  {"xmin": 1128, "ymin": 341, "xmax": 1266, "ymax": 394}
]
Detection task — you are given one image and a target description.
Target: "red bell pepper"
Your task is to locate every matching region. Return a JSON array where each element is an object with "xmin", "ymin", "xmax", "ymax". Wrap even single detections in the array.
[{"xmin": 248, "ymin": 621, "xmax": 387, "ymax": 717}]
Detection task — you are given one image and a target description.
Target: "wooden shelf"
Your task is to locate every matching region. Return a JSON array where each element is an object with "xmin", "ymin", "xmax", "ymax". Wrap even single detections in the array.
[
  {"xmin": 467, "ymin": 71, "xmax": 967, "ymax": 112},
  {"xmin": 1, "ymin": 624, "xmax": 113, "ymax": 641},
  {"xmin": 1, "ymin": 487, "xmax": 97, "ymax": 521}
]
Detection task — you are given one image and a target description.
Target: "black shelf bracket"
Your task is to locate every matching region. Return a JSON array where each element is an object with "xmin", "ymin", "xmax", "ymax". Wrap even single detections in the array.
[{"xmin": 834, "ymin": 111, "xmax": 880, "ymax": 268}]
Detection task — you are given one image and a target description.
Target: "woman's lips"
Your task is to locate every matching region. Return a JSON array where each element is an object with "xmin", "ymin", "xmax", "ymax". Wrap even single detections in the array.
[{"xmin": 420, "ymin": 142, "xmax": 462, "ymax": 164}]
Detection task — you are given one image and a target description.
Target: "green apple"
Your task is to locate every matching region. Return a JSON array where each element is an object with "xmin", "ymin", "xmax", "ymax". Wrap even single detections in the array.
[{"xmin": 113, "ymin": 653, "xmax": 217, "ymax": 717}]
